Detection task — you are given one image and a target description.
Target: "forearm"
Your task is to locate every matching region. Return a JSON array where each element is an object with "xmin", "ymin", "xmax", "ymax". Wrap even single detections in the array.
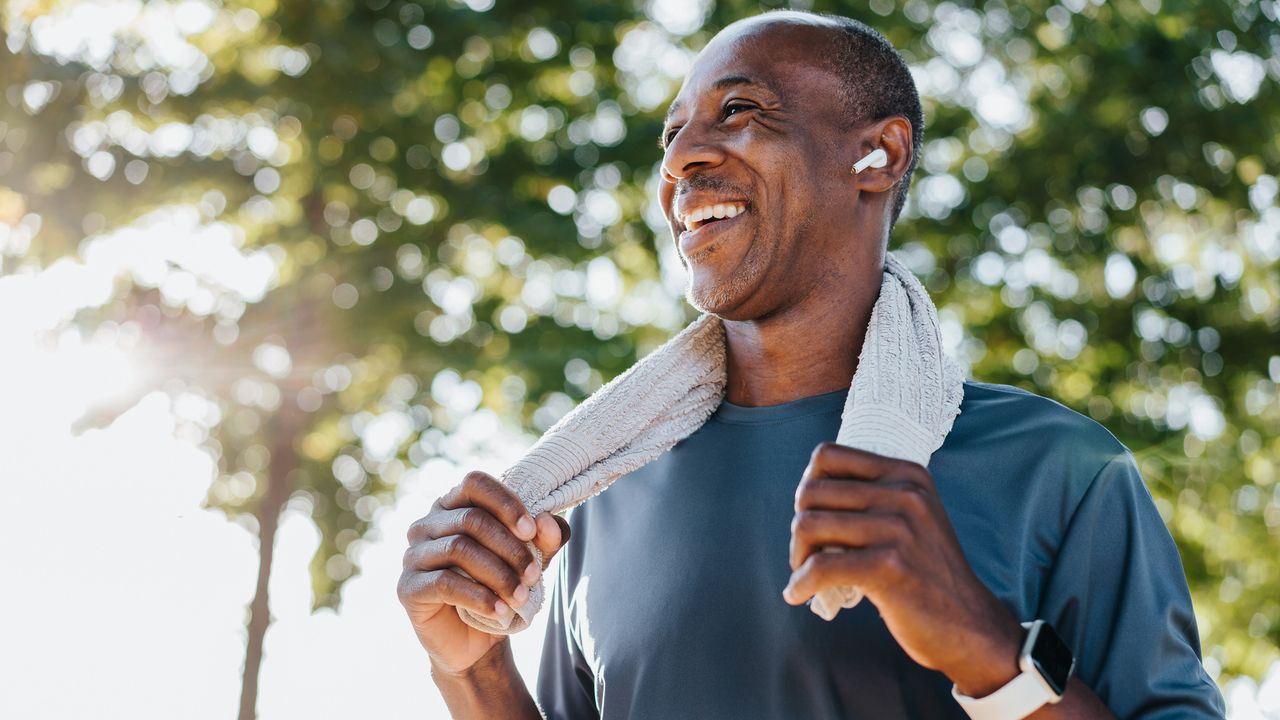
[
  {"xmin": 948, "ymin": 623, "xmax": 1114, "ymax": 720},
  {"xmin": 430, "ymin": 639, "xmax": 543, "ymax": 720},
  {"xmin": 1029, "ymin": 677, "xmax": 1115, "ymax": 719}
]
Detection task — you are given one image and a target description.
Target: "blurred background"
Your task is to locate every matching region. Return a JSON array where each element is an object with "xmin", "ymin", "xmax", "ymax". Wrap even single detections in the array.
[{"xmin": 1, "ymin": 0, "xmax": 1277, "ymax": 717}]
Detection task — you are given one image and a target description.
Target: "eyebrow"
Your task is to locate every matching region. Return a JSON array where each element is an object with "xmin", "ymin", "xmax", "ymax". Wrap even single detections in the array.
[{"xmin": 663, "ymin": 74, "xmax": 761, "ymax": 125}]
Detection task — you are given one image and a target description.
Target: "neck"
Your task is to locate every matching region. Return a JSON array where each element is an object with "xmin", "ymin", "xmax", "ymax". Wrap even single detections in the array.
[{"xmin": 721, "ymin": 265, "xmax": 880, "ymax": 407}]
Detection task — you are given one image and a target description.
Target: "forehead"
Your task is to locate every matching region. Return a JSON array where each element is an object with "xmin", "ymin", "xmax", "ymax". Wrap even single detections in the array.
[{"xmin": 668, "ymin": 18, "xmax": 844, "ymax": 116}]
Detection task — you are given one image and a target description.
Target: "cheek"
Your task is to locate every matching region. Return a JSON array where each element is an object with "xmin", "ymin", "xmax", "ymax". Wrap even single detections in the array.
[{"xmin": 657, "ymin": 181, "xmax": 674, "ymax": 211}]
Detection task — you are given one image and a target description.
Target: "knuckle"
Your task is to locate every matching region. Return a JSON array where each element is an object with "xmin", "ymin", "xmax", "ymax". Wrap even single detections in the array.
[
  {"xmin": 886, "ymin": 514, "xmax": 912, "ymax": 542},
  {"xmin": 395, "ymin": 572, "xmax": 413, "ymax": 602},
  {"xmin": 795, "ymin": 475, "xmax": 822, "ymax": 502},
  {"xmin": 899, "ymin": 485, "xmax": 929, "ymax": 514},
  {"xmin": 877, "ymin": 548, "xmax": 905, "ymax": 576},
  {"xmin": 809, "ymin": 551, "xmax": 835, "ymax": 574},
  {"xmin": 443, "ymin": 534, "xmax": 471, "ymax": 560},
  {"xmin": 407, "ymin": 517, "xmax": 430, "ymax": 543},
  {"xmin": 462, "ymin": 470, "xmax": 490, "ymax": 490},
  {"xmin": 794, "ymin": 510, "xmax": 818, "ymax": 535},
  {"xmin": 459, "ymin": 507, "xmax": 489, "ymax": 537},
  {"xmin": 421, "ymin": 570, "xmax": 448, "ymax": 595},
  {"xmin": 899, "ymin": 460, "xmax": 930, "ymax": 483},
  {"xmin": 795, "ymin": 554, "xmax": 815, "ymax": 577}
]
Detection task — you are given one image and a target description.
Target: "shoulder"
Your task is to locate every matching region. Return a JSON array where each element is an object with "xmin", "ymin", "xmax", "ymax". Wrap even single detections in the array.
[
  {"xmin": 954, "ymin": 379, "xmax": 1130, "ymax": 462},
  {"xmin": 942, "ymin": 380, "xmax": 1137, "ymax": 515}
]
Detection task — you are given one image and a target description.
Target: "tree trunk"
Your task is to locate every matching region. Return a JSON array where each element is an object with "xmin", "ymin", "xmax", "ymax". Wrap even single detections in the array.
[{"xmin": 237, "ymin": 403, "xmax": 300, "ymax": 720}]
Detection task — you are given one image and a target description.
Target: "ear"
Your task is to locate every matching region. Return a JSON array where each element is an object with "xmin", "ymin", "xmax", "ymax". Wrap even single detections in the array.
[{"xmin": 850, "ymin": 116, "xmax": 913, "ymax": 194}]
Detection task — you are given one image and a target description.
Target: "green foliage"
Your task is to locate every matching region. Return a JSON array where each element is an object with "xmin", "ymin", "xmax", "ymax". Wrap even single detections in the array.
[{"xmin": 3, "ymin": 0, "xmax": 1277, "ymax": 681}]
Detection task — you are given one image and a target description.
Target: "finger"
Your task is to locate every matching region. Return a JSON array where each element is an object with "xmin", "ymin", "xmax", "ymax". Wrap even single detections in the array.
[
  {"xmin": 436, "ymin": 471, "xmax": 536, "ymax": 541},
  {"xmin": 397, "ymin": 567, "xmax": 510, "ymax": 622},
  {"xmin": 795, "ymin": 477, "xmax": 917, "ymax": 513},
  {"xmin": 803, "ymin": 442, "xmax": 903, "ymax": 482},
  {"xmin": 406, "ymin": 535, "xmax": 531, "ymax": 611},
  {"xmin": 532, "ymin": 513, "xmax": 572, "ymax": 571},
  {"xmin": 422, "ymin": 507, "xmax": 538, "ymax": 585},
  {"xmin": 782, "ymin": 546, "xmax": 896, "ymax": 604},
  {"xmin": 789, "ymin": 510, "xmax": 908, "ymax": 570},
  {"xmin": 531, "ymin": 513, "xmax": 561, "ymax": 557},
  {"xmin": 554, "ymin": 514, "xmax": 571, "ymax": 545}
]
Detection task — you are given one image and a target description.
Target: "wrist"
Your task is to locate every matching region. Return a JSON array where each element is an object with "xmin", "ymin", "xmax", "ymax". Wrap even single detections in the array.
[
  {"xmin": 946, "ymin": 614, "xmax": 1024, "ymax": 698},
  {"xmin": 430, "ymin": 639, "xmax": 512, "ymax": 685},
  {"xmin": 430, "ymin": 640, "xmax": 541, "ymax": 720}
]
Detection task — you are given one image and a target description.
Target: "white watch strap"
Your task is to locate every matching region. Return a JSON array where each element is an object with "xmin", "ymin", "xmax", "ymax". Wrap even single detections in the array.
[{"xmin": 951, "ymin": 670, "xmax": 1053, "ymax": 720}]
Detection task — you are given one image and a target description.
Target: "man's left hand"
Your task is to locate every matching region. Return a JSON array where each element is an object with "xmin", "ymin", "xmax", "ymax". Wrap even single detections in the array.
[{"xmin": 783, "ymin": 441, "xmax": 1025, "ymax": 697}]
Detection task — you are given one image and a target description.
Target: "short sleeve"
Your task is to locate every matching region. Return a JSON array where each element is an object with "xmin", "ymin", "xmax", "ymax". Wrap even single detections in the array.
[
  {"xmin": 534, "ymin": 551, "xmax": 599, "ymax": 720},
  {"xmin": 1037, "ymin": 452, "xmax": 1226, "ymax": 718}
]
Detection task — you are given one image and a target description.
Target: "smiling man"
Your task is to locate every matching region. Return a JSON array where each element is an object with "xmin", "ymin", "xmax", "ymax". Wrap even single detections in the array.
[{"xmin": 398, "ymin": 10, "xmax": 1226, "ymax": 720}]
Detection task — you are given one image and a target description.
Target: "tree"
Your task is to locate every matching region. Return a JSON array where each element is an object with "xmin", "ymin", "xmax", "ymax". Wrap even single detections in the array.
[{"xmin": 2, "ymin": 0, "xmax": 1276, "ymax": 713}]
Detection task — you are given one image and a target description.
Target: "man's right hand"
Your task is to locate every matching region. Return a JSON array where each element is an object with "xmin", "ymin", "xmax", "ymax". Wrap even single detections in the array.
[{"xmin": 397, "ymin": 470, "xmax": 571, "ymax": 675}]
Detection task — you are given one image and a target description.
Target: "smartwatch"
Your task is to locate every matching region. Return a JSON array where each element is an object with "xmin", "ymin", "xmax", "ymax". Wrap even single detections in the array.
[{"xmin": 951, "ymin": 620, "xmax": 1075, "ymax": 720}]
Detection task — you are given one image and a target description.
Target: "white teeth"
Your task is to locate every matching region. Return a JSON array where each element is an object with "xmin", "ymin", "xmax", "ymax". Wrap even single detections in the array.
[{"xmin": 680, "ymin": 202, "xmax": 747, "ymax": 230}]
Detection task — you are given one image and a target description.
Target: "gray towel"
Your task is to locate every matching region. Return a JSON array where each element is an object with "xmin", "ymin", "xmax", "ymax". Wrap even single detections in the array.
[{"xmin": 457, "ymin": 253, "xmax": 964, "ymax": 634}]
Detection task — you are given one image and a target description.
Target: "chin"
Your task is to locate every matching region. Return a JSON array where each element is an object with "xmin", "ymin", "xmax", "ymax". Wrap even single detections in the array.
[{"xmin": 683, "ymin": 255, "xmax": 769, "ymax": 321}]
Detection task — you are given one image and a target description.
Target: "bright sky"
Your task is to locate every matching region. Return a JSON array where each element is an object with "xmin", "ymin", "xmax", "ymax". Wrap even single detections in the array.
[
  {"xmin": 0, "ymin": 207, "xmax": 550, "ymax": 717},
  {"xmin": 0, "ymin": 315, "xmax": 555, "ymax": 719}
]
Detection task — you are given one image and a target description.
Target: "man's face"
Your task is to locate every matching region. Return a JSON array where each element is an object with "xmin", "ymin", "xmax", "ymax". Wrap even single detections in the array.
[{"xmin": 658, "ymin": 17, "xmax": 859, "ymax": 319}]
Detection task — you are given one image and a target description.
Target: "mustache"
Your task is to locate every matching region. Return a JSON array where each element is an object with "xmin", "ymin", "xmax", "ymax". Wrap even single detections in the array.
[{"xmin": 673, "ymin": 174, "xmax": 750, "ymax": 200}]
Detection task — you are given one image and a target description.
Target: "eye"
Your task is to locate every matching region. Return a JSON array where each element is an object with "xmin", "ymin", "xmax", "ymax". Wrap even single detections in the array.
[
  {"xmin": 721, "ymin": 101, "xmax": 756, "ymax": 119},
  {"xmin": 661, "ymin": 126, "xmax": 681, "ymax": 149}
]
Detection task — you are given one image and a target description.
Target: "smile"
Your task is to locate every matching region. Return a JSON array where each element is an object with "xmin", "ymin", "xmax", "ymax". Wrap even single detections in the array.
[
  {"xmin": 678, "ymin": 203, "xmax": 750, "ymax": 257},
  {"xmin": 679, "ymin": 201, "xmax": 748, "ymax": 231}
]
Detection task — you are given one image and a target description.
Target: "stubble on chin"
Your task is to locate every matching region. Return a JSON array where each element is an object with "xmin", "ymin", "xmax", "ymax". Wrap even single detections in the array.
[
  {"xmin": 682, "ymin": 233, "xmax": 770, "ymax": 315},
  {"xmin": 683, "ymin": 210, "xmax": 818, "ymax": 317}
]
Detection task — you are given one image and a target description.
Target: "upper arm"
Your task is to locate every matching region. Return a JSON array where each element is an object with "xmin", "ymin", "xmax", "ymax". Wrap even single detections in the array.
[{"xmin": 1037, "ymin": 453, "xmax": 1225, "ymax": 718}]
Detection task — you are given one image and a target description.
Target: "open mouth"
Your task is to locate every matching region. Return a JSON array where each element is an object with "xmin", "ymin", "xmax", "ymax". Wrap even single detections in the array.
[
  {"xmin": 682, "ymin": 202, "xmax": 748, "ymax": 232},
  {"xmin": 677, "ymin": 201, "xmax": 750, "ymax": 257}
]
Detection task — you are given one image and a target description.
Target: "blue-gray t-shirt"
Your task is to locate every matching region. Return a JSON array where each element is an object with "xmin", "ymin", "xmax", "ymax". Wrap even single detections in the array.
[{"xmin": 535, "ymin": 381, "xmax": 1225, "ymax": 719}]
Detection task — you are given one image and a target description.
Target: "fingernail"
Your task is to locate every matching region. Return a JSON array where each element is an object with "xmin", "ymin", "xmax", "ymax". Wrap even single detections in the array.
[
  {"xmin": 494, "ymin": 600, "xmax": 511, "ymax": 619},
  {"xmin": 516, "ymin": 515, "xmax": 536, "ymax": 539},
  {"xmin": 513, "ymin": 585, "xmax": 529, "ymax": 605},
  {"xmin": 523, "ymin": 562, "xmax": 540, "ymax": 585}
]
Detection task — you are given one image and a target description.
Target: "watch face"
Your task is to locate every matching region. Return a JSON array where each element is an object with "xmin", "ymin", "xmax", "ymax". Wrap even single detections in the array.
[{"xmin": 1029, "ymin": 623, "xmax": 1075, "ymax": 696}]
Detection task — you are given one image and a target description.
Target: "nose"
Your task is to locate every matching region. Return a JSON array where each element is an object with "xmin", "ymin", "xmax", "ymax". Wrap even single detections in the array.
[{"xmin": 660, "ymin": 123, "xmax": 726, "ymax": 184}]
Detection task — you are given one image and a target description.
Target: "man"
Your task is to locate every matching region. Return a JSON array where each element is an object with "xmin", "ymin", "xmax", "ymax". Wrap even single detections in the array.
[{"xmin": 397, "ymin": 10, "xmax": 1226, "ymax": 719}]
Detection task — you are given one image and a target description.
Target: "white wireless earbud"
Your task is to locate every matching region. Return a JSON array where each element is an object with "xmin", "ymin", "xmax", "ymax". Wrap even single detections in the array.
[{"xmin": 851, "ymin": 147, "xmax": 888, "ymax": 174}]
